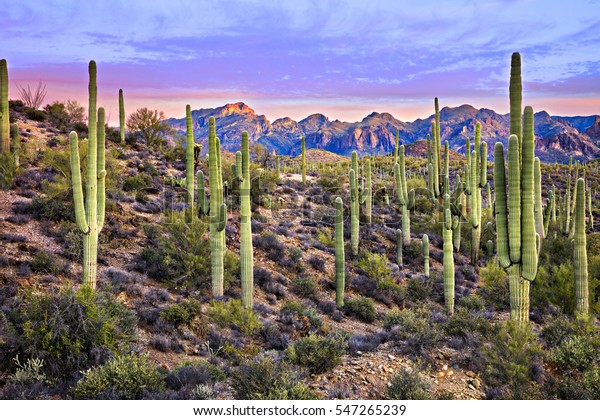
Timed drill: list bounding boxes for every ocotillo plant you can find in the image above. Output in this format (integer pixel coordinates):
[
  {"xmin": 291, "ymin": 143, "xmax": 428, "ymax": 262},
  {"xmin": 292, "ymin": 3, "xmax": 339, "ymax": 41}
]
[
  {"xmin": 301, "ymin": 136, "xmax": 306, "ymax": 184},
  {"xmin": 118, "ymin": 89, "xmax": 125, "ymax": 146},
  {"xmin": 185, "ymin": 105, "xmax": 195, "ymax": 213},
  {"xmin": 235, "ymin": 132, "xmax": 254, "ymax": 309},
  {"xmin": 443, "ymin": 207, "xmax": 455, "ymax": 314},
  {"xmin": 423, "ymin": 234, "xmax": 430, "ymax": 277},
  {"xmin": 0, "ymin": 59, "xmax": 8, "ymax": 153},
  {"xmin": 208, "ymin": 116, "xmax": 227, "ymax": 297},
  {"xmin": 494, "ymin": 108, "xmax": 538, "ymax": 323},
  {"xmin": 69, "ymin": 61, "xmax": 105, "ymax": 289},
  {"xmin": 335, "ymin": 197, "xmax": 345, "ymax": 307},
  {"xmin": 573, "ymin": 178, "xmax": 588, "ymax": 317}
]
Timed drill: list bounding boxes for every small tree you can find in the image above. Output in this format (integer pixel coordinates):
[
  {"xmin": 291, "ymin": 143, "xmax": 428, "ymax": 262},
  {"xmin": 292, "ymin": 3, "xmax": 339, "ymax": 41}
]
[{"xmin": 126, "ymin": 107, "xmax": 171, "ymax": 149}]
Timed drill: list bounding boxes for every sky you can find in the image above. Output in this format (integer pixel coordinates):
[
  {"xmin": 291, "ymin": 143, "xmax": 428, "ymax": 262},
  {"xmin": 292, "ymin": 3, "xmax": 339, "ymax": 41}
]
[{"xmin": 1, "ymin": 0, "xmax": 599, "ymax": 124}]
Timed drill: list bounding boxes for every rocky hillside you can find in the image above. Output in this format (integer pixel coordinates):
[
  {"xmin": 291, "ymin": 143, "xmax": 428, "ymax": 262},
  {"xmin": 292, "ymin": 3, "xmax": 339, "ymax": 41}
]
[{"xmin": 167, "ymin": 103, "xmax": 600, "ymax": 163}]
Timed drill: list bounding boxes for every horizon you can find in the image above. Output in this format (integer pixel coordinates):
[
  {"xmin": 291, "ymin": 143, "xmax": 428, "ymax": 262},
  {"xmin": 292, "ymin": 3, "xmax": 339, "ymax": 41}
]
[{"xmin": 2, "ymin": 1, "xmax": 600, "ymax": 123}]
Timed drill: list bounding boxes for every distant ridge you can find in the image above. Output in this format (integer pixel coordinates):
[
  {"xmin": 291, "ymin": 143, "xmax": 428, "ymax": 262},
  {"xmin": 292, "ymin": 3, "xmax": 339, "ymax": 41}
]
[{"xmin": 167, "ymin": 102, "xmax": 600, "ymax": 163}]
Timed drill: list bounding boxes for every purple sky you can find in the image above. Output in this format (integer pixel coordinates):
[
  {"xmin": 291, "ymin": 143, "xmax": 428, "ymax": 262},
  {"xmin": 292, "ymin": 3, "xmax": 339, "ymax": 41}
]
[{"xmin": 2, "ymin": 0, "xmax": 600, "ymax": 123}]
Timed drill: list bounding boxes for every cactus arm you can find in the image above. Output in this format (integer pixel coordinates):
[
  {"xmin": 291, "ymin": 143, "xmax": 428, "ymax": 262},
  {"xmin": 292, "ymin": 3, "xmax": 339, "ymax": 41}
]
[
  {"xmin": 507, "ymin": 135, "xmax": 522, "ymax": 264},
  {"xmin": 510, "ymin": 52, "xmax": 523, "ymax": 165},
  {"xmin": 494, "ymin": 142, "xmax": 511, "ymax": 268},
  {"xmin": 69, "ymin": 131, "xmax": 90, "ymax": 235},
  {"xmin": 534, "ymin": 157, "xmax": 545, "ymax": 241},
  {"xmin": 196, "ymin": 170, "xmax": 208, "ymax": 215},
  {"xmin": 443, "ymin": 208, "xmax": 455, "ymax": 314},
  {"xmin": 118, "ymin": 88, "xmax": 125, "ymax": 146},
  {"xmin": 96, "ymin": 107, "xmax": 106, "ymax": 232},
  {"xmin": 521, "ymin": 106, "xmax": 538, "ymax": 281}
]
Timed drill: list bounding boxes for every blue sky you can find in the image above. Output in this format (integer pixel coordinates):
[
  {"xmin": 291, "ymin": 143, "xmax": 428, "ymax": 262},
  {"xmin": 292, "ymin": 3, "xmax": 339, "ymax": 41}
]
[{"xmin": 1, "ymin": 0, "xmax": 599, "ymax": 122}]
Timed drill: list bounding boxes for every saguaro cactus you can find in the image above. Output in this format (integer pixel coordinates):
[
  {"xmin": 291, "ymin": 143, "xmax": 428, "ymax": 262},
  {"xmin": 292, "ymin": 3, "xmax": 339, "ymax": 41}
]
[
  {"xmin": 118, "ymin": 89, "xmax": 125, "ymax": 146},
  {"xmin": 443, "ymin": 208, "xmax": 455, "ymax": 314},
  {"xmin": 510, "ymin": 52, "xmax": 522, "ymax": 167},
  {"xmin": 534, "ymin": 157, "xmax": 545, "ymax": 243},
  {"xmin": 10, "ymin": 123, "xmax": 20, "ymax": 167},
  {"xmin": 69, "ymin": 61, "xmax": 105, "ymax": 289},
  {"xmin": 185, "ymin": 105, "xmax": 195, "ymax": 211},
  {"xmin": 395, "ymin": 146, "xmax": 411, "ymax": 244},
  {"xmin": 235, "ymin": 132, "xmax": 254, "ymax": 308},
  {"xmin": 349, "ymin": 168, "xmax": 359, "ymax": 256},
  {"xmin": 573, "ymin": 178, "xmax": 588, "ymax": 317},
  {"xmin": 208, "ymin": 116, "xmax": 227, "ymax": 297},
  {"xmin": 494, "ymin": 109, "xmax": 538, "ymax": 323},
  {"xmin": 0, "ymin": 59, "xmax": 9, "ymax": 153},
  {"xmin": 301, "ymin": 136, "xmax": 306, "ymax": 184},
  {"xmin": 396, "ymin": 229, "xmax": 403, "ymax": 267},
  {"xmin": 335, "ymin": 197, "xmax": 345, "ymax": 307},
  {"xmin": 365, "ymin": 158, "xmax": 372, "ymax": 224},
  {"xmin": 423, "ymin": 234, "xmax": 430, "ymax": 277}
]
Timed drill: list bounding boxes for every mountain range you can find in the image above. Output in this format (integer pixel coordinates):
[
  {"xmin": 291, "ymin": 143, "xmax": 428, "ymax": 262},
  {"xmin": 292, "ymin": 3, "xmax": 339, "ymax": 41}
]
[{"xmin": 167, "ymin": 102, "xmax": 600, "ymax": 163}]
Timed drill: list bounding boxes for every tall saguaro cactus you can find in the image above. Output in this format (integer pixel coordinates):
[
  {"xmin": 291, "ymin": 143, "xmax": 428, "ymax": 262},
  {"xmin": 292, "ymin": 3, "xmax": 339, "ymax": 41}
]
[
  {"xmin": 443, "ymin": 208, "xmax": 455, "ymax": 314},
  {"xmin": 69, "ymin": 61, "xmax": 106, "ymax": 289},
  {"xmin": 349, "ymin": 168, "xmax": 359, "ymax": 256},
  {"xmin": 335, "ymin": 196, "xmax": 345, "ymax": 307},
  {"xmin": 301, "ymin": 136, "xmax": 306, "ymax": 184},
  {"xmin": 365, "ymin": 158, "xmax": 372, "ymax": 224},
  {"xmin": 235, "ymin": 132, "xmax": 254, "ymax": 308},
  {"xmin": 395, "ymin": 145, "xmax": 411, "ymax": 244},
  {"xmin": 0, "ymin": 59, "xmax": 9, "ymax": 153},
  {"xmin": 510, "ymin": 52, "xmax": 522, "ymax": 168},
  {"xmin": 423, "ymin": 234, "xmax": 430, "ymax": 277},
  {"xmin": 185, "ymin": 104, "xmax": 195, "ymax": 211},
  {"xmin": 208, "ymin": 116, "xmax": 227, "ymax": 297},
  {"xmin": 471, "ymin": 122, "xmax": 487, "ymax": 264},
  {"xmin": 118, "ymin": 89, "xmax": 125, "ymax": 146},
  {"xmin": 573, "ymin": 178, "xmax": 588, "ymax": 317},
  {"xmin": 494, "ymin": 108, "xmax": 539, "ymax": 323}
]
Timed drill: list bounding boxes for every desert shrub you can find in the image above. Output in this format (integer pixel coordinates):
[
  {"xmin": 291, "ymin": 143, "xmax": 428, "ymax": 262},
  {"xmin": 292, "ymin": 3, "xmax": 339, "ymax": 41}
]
[
  {"xmin": 31, "ymin": 250, "xmax": 63, "ymax": 276},
  {"xmin": 25, "ymin": 108, "xmax": 47, "ymax": 121},
  {"xmin": 27, "ymin": 195, "xmax": 73, "ymax": 222},
  {"xmin": 73, "ymin": 354, "xmax": 164, "ymax": 399},
  {"xmin": 481, "ymin": 321, "xmax": 543, "ymax": 399},
  {"xmin": 457, "ymin": 294, "xmax": 486, "ymax": 312},
  {"xmin": 137, "ymin": 212, "xmax": 238, "ymax": 290},
  {"xmin": 315, "ymin": 227, "xmax": 335, "ymax": 248},
  {"xmin": 356, "ymin": 251, "xmax": 397, "ymax": 291},
  {"xmin": 57, "ymin": 222, "xmax": 84, "ymax": 261},
  {"xmin": 531, "ymin": 262, "xmax": 576, "ymax": 315},
  {"xmin": 344, "ymin": 296, "xmax": 376, "ymax": 323},
  {"xmin": 406, "ymin": 275, "xmax": 433, "ymax": 302},
  {"xmin": 549, "ymin": 335, "xmax": 600, "ymax": 371},
  {"xmin": 292, "ymin": 275, "xmax": 319, "ymax": 299},
  {"xmin": 307, "ymin": 255, "xmax": 326, "ymax": 272},
  {"xmin": 383, "ymin": 306, "xmax": 443, "ymax": 353},
  {"xmin": 0, "ymin": 152, "xmax": 17, "ymax": 190},
  {"xmin": 253, "ymin": 233, "xmax": 285, "ymax": 261},
  {"xmin": 317, "ymin": 168, "xmax": 344, "ymax": 194},
  {"xmin": 540, "ymin": 315, "xmax": 581, "ymax": 348},
  {"xmin": 208, "ymin": 299, "xmax": 262, "ymax": 334},
  {"xmin": 479, "ymin": 259, "xmax": 509, "ymax": 310},
  {"xmin": 260, "ymin": 322, "xmax": 290, "ymax": 350},
  {"xmin": 3, "ymin": 286, "xmax": 137, "ymax": 380},
  {"xmin": 165, "ymin": 361, "xmax": 225, "ymax": 391},
  {"xmin": 123, "ymin": 173, "xmax": 152, "ymax": 192},
  {"xmin": 231, "ymin": 353, "xmax": 319, "ymax": 400},
  {"xmin": 280, "ymin": 301, "xmax": 323, "ymax": 331},
  {"xmin": 443, "ymin": 307, "xmax": 494, "ymax": 339},
  {"xmin": 286, "ymin": 334, "xmax": 347, "ymax": 374},
  {"xmin": 386, "ymin": 368, "xmax": 431, "ymax": 400},
  {"xmin": 160, "ymin": 299, "xmax": 201, "ymax": 327}
]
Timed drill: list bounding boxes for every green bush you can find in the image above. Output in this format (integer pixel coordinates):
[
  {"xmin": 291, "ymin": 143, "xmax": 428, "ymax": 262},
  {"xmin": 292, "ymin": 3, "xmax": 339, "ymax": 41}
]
[
  {"xmin": 231, "ymin": 354, "xmax": 319, "ymax": 400},
  {"xmin": 531, "ymin": 262, "xmax": 575, "ymax": 315},
  {"xmin": 344, "ymin": 296, "xmax": 376, "ymax": 323},
  {"xmin": 443, "ymin": 307, "xmax": 494, "ymax": 339},
  {"xmin": 292, "ymin": 275, "xmax": 319, "ymax": 299},
  {"xmin": 386, "ymin": 368, "xmax": 431, "ymax": 400},
  {"xmin": 479, "ymin": 259, "xmax": 509, "ymax": 310},
  {"xmin": 381, "ymin": 306, "xmax": 442, "ymax": 349},
  {"xmin": 208, "ymin": 299, "xmax": 262, "ymax": 334},
  {"xmin": 549, "ymin": 335, "xmax": 600, "ymax": 371},
  {"xmin": 74, "ymin": 354, "xmax": 165, "ymax": 399},
  {"xmin": 316, "ymin": 228, "xmax": 335, "ymax": 248},
  {"xmin": 280, "ymin": 301, "xmax": 323, "ymax": 331},
  {"xmin": 481, "ymin": 321, "xmax": 543, "ymax": 399},
  {"xmin": 0, "ymin": 152, "xmax": 17, "ymax": 190},
  {"xmin": 457, "ymin": 294, "xmax": 486, "ymax": 312},
  {"xmin": 123, "ymin": 173, "xmax": 152, "ymax": 192},
  {"xmin": 160, "ymin": 299, "xmax": 201, "ymax": 327},
  {"xmin": 4, "ymin": 286, "xmax": 137, "ymax": 380},
  {"xmin": 287, "ymin": 334, "xmax": 347, "ymax": 374},
  {"xmin": 356, "ymin": 251, "xmax": 397, "ymax": 291},
  {"xmin": 25, "ymin": 108, "xmax": 47, "ymax": 121},
  {"xmin": 31, "ymin": 250, "xmax": 63, "ymax": 276}
]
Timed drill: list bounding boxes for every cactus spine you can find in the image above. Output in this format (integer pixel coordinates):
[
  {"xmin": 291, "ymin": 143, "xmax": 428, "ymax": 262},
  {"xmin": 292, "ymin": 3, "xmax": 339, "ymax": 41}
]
[
  {"xmin": 208, "ymin": 116, "xmax": 227, "ymax": 297},
  {"xmin": 423, "ymin": 234, "xmax": 429, "ymax": 277},
  {"xmin": 118, "ymin": 88, "xmax": 125, "ymax": 146},
  {"xmin": 335, "ymin": 196, "xmax": 345, "ymax": 307},
  {"xmin": 236, "ymin": 132, "xmax": 254, "ymax": 308},
  {"xmin": 301, "ymin": 136, "xmax": 306, "ymax": 184},
  {"xmin": 0, "ymin": 59, "xmax": 9, "ymax": 154},
  {"xmin": 69, "ymin": 61, "xmax": 105, "ymax": 289},
  {"xmin": 443, "ymin": 208, "xmax": 455, "ymax": 314},
  {"xmin": 185, "ymin": 105, "xmax": 195, "ymax": 212},
  {"xmin": 574, "ymin": 178, "xmax": 588, "ymax": 317}
]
